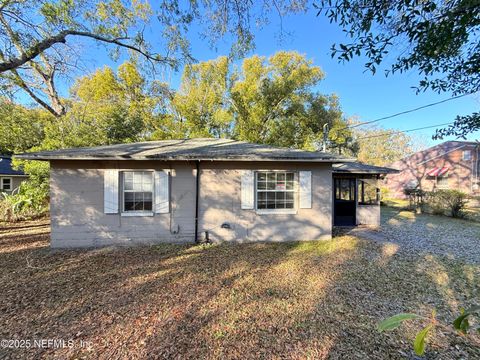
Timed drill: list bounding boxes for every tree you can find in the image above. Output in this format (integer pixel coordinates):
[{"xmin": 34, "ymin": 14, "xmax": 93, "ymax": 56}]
[
  {"xmin": 353, "ymin": 127, "xmax": 425, "ymax": 166},
  {"xmin": 168, "ymin": 51, "xmax": 353, "ymax": 149},
  {"xmin": 316, "ymin": 0, "xmax": 480, "ymax": 138},
  {"xmin": 0, "ymin": 99, "xmax": 49, "ymax": 154},
  {"xmin": 41, "ymin": 61, "xmax": 163, "ymax": 149},
  {"xmin": 0, "ymin": 0, "xmax": 307, "ymax": 117},
  {"xmin": 231, "ymin": 51, "xmax": 349, "ymax": 149},
  {"xmin": 171, "ymin": 56, "xmax": 232, "ymax": 138}
]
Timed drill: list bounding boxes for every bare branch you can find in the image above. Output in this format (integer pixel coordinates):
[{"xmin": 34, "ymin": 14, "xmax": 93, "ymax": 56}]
[{"xmin": 0, "ymin": 29, "xmax": 177, "ymax": 73}]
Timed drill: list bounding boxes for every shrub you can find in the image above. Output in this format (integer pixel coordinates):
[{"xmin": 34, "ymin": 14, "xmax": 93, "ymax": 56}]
[
  {"xmin": 425, "ymin": 190, "xmax": 468, "ymax": 218},
  {"xmin": 0, "ymin": 160, "xmax": 50, "ymax": 222},
  {"xmin": 0, "ymin": 188, "xmax": 49, "ymax": 222}
]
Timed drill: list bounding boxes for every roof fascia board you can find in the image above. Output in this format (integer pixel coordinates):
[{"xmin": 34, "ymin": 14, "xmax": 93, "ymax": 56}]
[{"xmin": 15, "ymin": 155, "xmax": 354, "ymax": 163}]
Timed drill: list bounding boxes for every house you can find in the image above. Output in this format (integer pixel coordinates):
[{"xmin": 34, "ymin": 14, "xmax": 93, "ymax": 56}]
[
  {"xmin": 0, "ymin": 155, "xmax": 29, "ymax": 194},
  {"xmin": 385, "ymin": 141, "xmax": 480, "ymax": 198},
  {"xmin": 17, "ymin": 138, "xmax": 396, "ymax": 247}
]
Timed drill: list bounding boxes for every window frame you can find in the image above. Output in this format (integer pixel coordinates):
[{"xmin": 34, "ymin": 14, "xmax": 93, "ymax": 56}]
[
  {"xmin": 1, "ymin": 177, "xmax": 12, "ymax": 191},
  {"xmin": 254, "ymin": 170, "xmax": 298, "ymax": 214},
  {"xmin": 436, "ymin": 174, "xmax": 449, "ymax": 189},
  {"xmin": 463, "ymin": 150, "xmax": 472, "ymax": 161},
  {"xmin": 357, "ymin": 178, "xmax": 380, "ymax": 206},
  {"xmin": 121, "ymin": 171, "xmax": 154, "ymax": 216}
]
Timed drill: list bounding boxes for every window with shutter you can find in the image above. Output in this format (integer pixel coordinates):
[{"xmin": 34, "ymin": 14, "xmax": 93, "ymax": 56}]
[
  {"xmin": 299, "ymin": 171, "xmax": 312, "ymax": 209},
  {"xmin": 104, "ymin": 169, "xmax": 119, "ymax": 214},
  {"xmin": 154, "ymin": 170, "xmax": 170, "ymax": 214},
  {"xmin": 241, "ymin": 170, "xmax": 254, "ymax": 209},
  {"xmin": 123, "ymin": 171, "xmax": 153, "ymax": 212}
]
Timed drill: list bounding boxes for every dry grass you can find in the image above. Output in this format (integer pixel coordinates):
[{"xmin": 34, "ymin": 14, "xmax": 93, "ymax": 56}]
[
  {"xmin": 382, "ymin": 197, "xmax": 480, "ymax": 222},
  {"xmin": 0, "ymin": 220, "xmax": 479, "ymax": 359}
]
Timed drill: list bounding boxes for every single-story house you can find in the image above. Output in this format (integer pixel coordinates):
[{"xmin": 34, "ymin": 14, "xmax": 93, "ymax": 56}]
[
  {"xmin": 17, "ymin": 138, "xmax": 397, "ymax": 247},
  {"xmin": 0, "ymin": 155, "xmax": 29, "ymax": 193}
]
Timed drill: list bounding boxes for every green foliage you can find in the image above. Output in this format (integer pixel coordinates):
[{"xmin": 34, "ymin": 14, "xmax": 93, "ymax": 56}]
[
  {"xmin": 413, "ymin": 324, "xmax": 433, "ymax": 356},
  {"xmin": 0, "ymin": 53, "xmax": 355, "ymax": 219},
  {"xmin": 425, "ymin": 190, "xmax": 468, "ymax": 218},
  {"xmin": 170, "ymin": 51, "xmax": 353, "ymax": 150},
  {"xmin": 0, "ymin": 100, "xmax": 49, "ymax": 154},
  {"xmin": 231, "ymin": 52, "xmax": 325, "ymax": 146},
  {"xmin": 230, "ymin": 51, "xmax": 349, "ymax": 149},
  {"xmin": 354, "ymin": 127, "xmax": 425, "ymax": 166},
  {"xmin": 317, "ymin": 0, "xmax": 480, "ymax": 137},
  {"xmin": 42, "ymin": 62, "xmax": 164, "ymax": 148},
  {"xmin": 0, "ymin": 157, "xmax": 51, "ymax": 222},
  {"xmin": 0, "ymin": 180, "xmax": 49, "ymax": 222},
  {"xmin": 378, "ymin": 313, "xmax": 421, "ymax": 331},
  {"xmin": 0, "ymin": 0, "xmax": 307, "ymax": 118},
  {"xmin": 172, "ymin": 56, "xmax": 233, "ymax": 138},
  {"xmin": 379, "ymin": 306, "xmax": 479, "ymax": 356},
  {"xmin": 453, "ymin": 306, "xmax": 480, "ymax": 334},
  {"xmin": 434, "ymin": 112, "xmax": 480, "ymax": 140}
]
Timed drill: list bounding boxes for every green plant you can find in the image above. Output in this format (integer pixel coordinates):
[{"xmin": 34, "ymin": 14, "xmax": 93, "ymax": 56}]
[
  {"xmin": 378, "ymin": 306, "xmax": 480, "ymax": 356},
  {"xmin": 0, "ymin": 174, "xmax": 49, "ymax": 222},
  {"xmin": 426, "ymin": 191, "xmax": 447, "ymax": 216},
  {"xmin": 425, "ymin": 190, "xmax": 468, "ymax": 218}
]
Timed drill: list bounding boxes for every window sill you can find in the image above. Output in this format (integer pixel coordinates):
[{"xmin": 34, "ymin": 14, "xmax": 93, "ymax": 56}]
[
  {"xmin": 256, "ymin": 209, "xmax": 298, "ymax": 215},
  {"xmin": 121, "ymin": 212, "xmax": 154, "ymax": 217}
]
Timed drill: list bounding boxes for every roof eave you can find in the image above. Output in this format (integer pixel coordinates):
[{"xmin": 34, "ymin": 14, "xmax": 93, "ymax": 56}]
[
  {"xmin": 333, "ymin": 169, "xmax": 399, "ymax": 175},
  {"xmin": 15, "ymin": 154, "xmax": 355, "ymax": 163}
]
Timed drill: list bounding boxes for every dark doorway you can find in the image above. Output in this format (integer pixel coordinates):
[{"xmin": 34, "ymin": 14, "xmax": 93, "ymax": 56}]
[{"xmin": 334, "ymin": 178, "xmax": 356, "ymax": 226}]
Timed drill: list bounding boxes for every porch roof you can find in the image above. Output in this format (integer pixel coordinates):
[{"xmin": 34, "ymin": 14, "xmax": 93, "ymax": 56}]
[{"xmin": 333, "ymin": 162, "xmax": 398, "ymax": 175}]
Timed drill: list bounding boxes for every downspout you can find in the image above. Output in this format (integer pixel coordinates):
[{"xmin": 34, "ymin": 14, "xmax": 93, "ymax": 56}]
[{"xmin": 194, "ymin": 160, "xmax": 200, "ymax": 244}]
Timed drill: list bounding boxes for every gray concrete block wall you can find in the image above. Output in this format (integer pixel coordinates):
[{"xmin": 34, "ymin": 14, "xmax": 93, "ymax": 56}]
[
  {"xmin": 198, "ymin": 161, "xmax": 333, "ymax": 242},
  {"xmin": 50, "ymin": 159, "xmax": 334, "ymax": 247},
  {"xmin": 356, "ymin": 205, "xmax": 380, "ymax": 227},
  {"xmin": 50, "ymin": 160, "xmax": 196, "ymax": 247}
]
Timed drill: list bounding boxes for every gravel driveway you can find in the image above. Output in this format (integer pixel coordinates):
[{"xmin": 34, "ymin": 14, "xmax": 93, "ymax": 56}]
[{"xmin": 347, "ymin": 207, "xmax": 480, "ymax": 264}]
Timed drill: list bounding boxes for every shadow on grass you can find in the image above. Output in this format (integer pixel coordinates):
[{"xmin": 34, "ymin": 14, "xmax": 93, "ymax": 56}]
[{"xmin": 0, "ymin": 221, "xmax": 478, "ymax": 359}]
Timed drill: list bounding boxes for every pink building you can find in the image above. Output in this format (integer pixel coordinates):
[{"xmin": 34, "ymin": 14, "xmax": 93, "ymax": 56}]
[{"xmin": 385, "ymin": 141, "xmax": 480, "ymax": 198}]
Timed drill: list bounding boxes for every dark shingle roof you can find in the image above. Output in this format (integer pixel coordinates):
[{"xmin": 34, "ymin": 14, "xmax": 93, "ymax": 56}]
[
  {"xmin": 0, "ymin": 156, "xmax": 25, "ymax": 175},
  {"xmin": 16, "ymin": 138, "xmax": 353, "ymax": 163},
  {"xmin": 333, "ymin": 162, "xmax": 398, "ymax": 175}
]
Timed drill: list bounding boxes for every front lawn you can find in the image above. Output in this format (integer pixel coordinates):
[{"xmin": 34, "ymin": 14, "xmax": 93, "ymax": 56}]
[{"xmin": 0, "ymin": 220, "xmax": 479, "ymax": 359}]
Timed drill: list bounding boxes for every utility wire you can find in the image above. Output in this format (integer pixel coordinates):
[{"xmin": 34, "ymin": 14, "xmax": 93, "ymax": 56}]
[
  {"xmin": 355, "ymin": 121, "xmax": 455, "ymax": 140},
  {"xmin": 338, "ymin": 93, "xmax": 470, "ymax": 131}
]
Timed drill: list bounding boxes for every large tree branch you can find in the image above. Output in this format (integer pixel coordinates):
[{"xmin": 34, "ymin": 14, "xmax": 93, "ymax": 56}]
[
  {"xmin": 9, "ymin": 69, "xmax": 59, "ymax": 116},
  {"xmin": 0, "ymin": 30, "xmax": 177, "ymax": 73}
]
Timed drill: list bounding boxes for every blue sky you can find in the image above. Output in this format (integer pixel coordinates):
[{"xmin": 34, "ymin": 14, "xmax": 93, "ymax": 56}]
[{"xmin": 75, "ymin": 8, "xmax": 479, "ymax": 146}]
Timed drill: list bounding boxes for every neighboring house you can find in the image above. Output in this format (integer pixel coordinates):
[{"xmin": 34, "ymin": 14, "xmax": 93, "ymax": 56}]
[
  {"xmin": 17, "ymin": 138, "xmax": 396, "ymax": 247},
  {"xmin": 385, "ymin": 140, "xmax": 480, "ymax": 198},
  {"xmin": 0, "ymin": 155, "xmax": 28, "ymax": 194}
]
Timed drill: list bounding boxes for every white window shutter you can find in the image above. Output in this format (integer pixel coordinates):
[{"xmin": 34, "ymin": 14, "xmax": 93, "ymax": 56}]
[
  {"xmin": 104, "ymin": 169, "xmax": 119, "ymax": 214},
  {"xmin": 154, "ymin": 170, "xmax": 169, "ymax": 213},
  {"xmin": 241, "ymin": 170, "xmax": 254, "ymax": 209},
  {"xmin": 299, "ymin": 171, "xmax": 312, "ymax": 209}
]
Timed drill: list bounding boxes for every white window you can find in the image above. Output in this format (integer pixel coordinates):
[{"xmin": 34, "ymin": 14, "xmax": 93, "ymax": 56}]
[
  {"xmin": 256, "ymin": 171, "xmax": 295, "ymax": 210},
  {"xmin": 1, "ymin": 177, "xmax": 12, "ymax": 191},
  {"xmin": 437, "ymin": 175, "xmax": 449, "ymax": 189},
  {"xmin": 122, "ymin": 171, "xmax": 153, "ymax": 212},
  {"xmin": 463, "ymin": 150, "xmax": 472, "ymax": 161}
]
